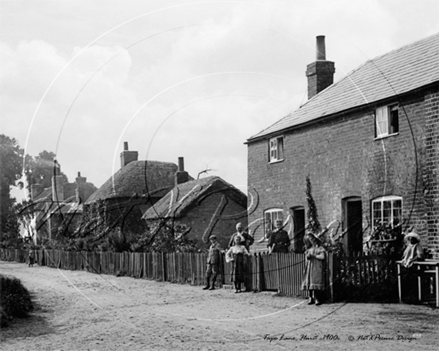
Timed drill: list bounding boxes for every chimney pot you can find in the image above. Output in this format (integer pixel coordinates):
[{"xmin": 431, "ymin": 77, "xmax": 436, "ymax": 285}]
[
  {"xmin": 178, "ymin": 157, "xmax": 184, "ymax": 172},
  {"xmin": 316, "ymin": 35, "xmax": 326, "ymax": 60},
  {"xmin": 123, "ymin": 141, "xmax": 129, "ymax": 151}
]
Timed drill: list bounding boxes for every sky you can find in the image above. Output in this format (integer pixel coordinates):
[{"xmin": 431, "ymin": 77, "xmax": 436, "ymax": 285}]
[{"xmin": 1, "ymin": 0, "xmax": 438, "ymax": 200}]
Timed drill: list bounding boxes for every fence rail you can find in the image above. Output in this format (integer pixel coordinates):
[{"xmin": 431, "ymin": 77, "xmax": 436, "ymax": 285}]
[{"xmin": 0, "ymin": 248, "xmax": 401, "ymax": 302}]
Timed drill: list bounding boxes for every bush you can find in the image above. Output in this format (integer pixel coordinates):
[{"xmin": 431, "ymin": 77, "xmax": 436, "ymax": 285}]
[{"xmin": 0, "ymin": 274, "xmax": 33, "ymax": 327}]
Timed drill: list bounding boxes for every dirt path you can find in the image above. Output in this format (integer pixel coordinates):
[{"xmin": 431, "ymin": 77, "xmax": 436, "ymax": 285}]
[{"xmin": 0, "ymin": 261, "xmax": 438, "ymax": 351}]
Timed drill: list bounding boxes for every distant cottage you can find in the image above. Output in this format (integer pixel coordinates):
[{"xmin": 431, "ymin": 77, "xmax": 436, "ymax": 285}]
[
  {"xmin": 29, "ymin": 163, "xmax": 97, "ymax": 243},
  {"xmin": 83, "ymin": 142, "xmax": 187, "ymax": 234},
  {"xmin": 84, "ymin": 142, "xmax": 247, "ymax": 248},
  {"xmin": 246, "ymin": 34, "xmax": 439, "ymax": 258},
  {"xmin": 142, "ymin": 176, "xmax": 248, "ymax": 248}
]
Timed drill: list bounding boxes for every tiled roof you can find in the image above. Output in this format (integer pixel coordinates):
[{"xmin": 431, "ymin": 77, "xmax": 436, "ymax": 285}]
[
  {"xmin": 142, "ymin": 176, "xmax": 247, "ymax": 220},
  {"xmin": 86, "ymin": 160, "xmax": 180, "ymax": 204},
  {"xmin": 249, "ymin": 33, "xmax": 439, "ymax": 141}
]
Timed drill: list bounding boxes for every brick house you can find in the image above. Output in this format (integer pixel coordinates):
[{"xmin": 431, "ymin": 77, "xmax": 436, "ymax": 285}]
[
  {"xmin": 246, "ymin": 34, "xmax": 439, "ymax": 258},
  {"xmin": 142, "ymin": 175, "xmax": 248, "ymax": 249}
]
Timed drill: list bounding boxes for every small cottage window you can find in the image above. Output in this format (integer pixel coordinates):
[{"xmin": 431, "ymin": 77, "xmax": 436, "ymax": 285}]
[
  {"xmin": 269, "ymin": 136, "xmax": 284, "ymax": 162},
  {"xmin": 371, "ymin": 196, "xmax": 402, "ymax": 227},
  {"xmin": 264, "ymin": 208, "xmax": 283, "ymax": 235},
  {"xmin": 375, "ymin": 105, "xmax": 399, "ymax": 138}
]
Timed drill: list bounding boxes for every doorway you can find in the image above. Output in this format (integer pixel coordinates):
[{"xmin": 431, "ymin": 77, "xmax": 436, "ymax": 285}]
[
  {"xmin": 343, "ymin": 197, "xmax": 363, "ymax": 254},
  {"xmin": 291, "ymin": 207, "xmax": 306, "ymax": 253}
]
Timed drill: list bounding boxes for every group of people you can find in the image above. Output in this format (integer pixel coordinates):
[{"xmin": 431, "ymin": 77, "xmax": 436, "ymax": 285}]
[
  {"xmin": 203, "ymin": 222, "xmax": 254, "ymax": 293},
  {"xmin": 203, "ymin": 219, "xmax": 426, "ymax": 305}
]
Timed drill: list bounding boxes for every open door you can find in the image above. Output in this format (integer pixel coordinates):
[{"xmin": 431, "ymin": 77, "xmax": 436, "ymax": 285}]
[
  {"xmin": 291, "ymin": 207, "xmax": 306, "ymax": 253},
  {"xmin": 343, "ymin": 197, "xmax": 363, "ymax": 255}
]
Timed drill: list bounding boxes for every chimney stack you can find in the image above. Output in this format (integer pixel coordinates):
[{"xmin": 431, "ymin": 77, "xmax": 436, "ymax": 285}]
[
  {"xmin": 52, "ymin": 161, "xmax": 65, "ymax": 202},
  {"xmin": 75, "ymin": 171, "xmax": 87, "ymax": 202},
  {"xmin": 120, "ymin": 142, "xmax": 138, "ymax": 168},
  {"xmin": 306, "ymin": 35, "xmax": 335, "ymax": 99},
  {"xmin": 175, "ymin": 157, "xmax": 189, "ymax": 185}
]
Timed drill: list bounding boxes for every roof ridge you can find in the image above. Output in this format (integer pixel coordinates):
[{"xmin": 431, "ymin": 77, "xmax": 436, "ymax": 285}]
[{"xmin": 248, "ymin": 33, "xmax": 439, "ymax": 141}]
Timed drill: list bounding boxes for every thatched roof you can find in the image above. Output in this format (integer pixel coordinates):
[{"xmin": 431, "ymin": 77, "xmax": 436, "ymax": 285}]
[
  {"xmin": 142, "ymin": 176, "xmax": 247, "ymax": 220},
  {"xmin": 86, "ymin": 160, "xmax": 180, "ymax": 204}
]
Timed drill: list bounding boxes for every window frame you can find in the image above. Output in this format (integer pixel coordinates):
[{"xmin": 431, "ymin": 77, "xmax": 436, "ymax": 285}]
[
  {"xmin": 264, "ymin": 208, "xmax": 284, "ymax": 236},
  {"xmin": 375, "ymin": 104, "xmax": 399, "ymax": 139},
  {"xmin": 268, "ymin": 136, "xmax": 284, "ymax": 163},
  {"xmin": 371, "ymin": 195, "xmax": 402, "ymax": 228}
]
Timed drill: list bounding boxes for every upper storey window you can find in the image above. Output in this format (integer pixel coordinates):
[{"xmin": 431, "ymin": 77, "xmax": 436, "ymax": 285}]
[
  {"xmin": 269, "ymin": 136, "xmax": 284, "ymax": 163},
  {"xmin": 375, "ymin": 105, "xmax": 399, "ymax": 138}
]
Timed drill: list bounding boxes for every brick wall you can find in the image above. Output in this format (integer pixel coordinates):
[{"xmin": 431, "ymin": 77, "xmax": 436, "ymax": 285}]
[{"xmin": 248, "ymin": 86, "xmax": 439, "ymax": 257}]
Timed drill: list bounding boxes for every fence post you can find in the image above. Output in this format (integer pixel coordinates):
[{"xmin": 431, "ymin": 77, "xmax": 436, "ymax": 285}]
[
  {"xmin": 162, "ymin": 252, "xmax": 167, "ymax": 282},
  {"xmin": 327, "ymin": 252, "xmax": 334, "ymax": 303}
]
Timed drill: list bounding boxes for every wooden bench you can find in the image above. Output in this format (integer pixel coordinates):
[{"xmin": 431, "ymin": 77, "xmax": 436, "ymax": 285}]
[{"xmin": 397, "ymin": 260, "xmax": 439, "ymax": 307}]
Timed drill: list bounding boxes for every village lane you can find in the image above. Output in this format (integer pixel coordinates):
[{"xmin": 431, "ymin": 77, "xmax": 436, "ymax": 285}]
[{"xmin": 1, "ymin": 261, "xmax": 438, "ymax": 351}]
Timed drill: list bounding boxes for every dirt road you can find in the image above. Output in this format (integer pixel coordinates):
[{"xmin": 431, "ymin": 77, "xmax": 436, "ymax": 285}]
[{"xmin": 0, "ymin": 261, "xmax": 438, "ymax": 351}]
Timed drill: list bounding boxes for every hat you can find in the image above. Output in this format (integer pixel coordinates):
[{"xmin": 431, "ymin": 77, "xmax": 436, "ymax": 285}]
[
  {"xmin": 306, "ymin": 232, "xmax": 322, "ymax": 243},
  {"xmin": 405, "ymin": 232, "xmax": 420, "ymax": 242},
  {"xmin": 209, "ymin": 235, "xmax": 217, "ymax": 240}
]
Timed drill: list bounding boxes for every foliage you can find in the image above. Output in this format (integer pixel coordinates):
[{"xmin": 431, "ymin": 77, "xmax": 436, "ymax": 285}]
[
  {"xmin": 25, "ymin": 151, "xmax": 68, "ymax": 190},
  {"xmin": 305, "ymin": 175, "xmax": 321, "ymax": 234},
  {"xmin": 365, "ymin": 219, "xmax": 405, "ymax": 259},
  {"xmin": 0, "ymin": 135, "xmax": 24, "ymax": 240},
  {"xmin": 0, "ymin": 274, "xmax": 34, "ymax": 327},
  {"xmin": 132, "ymin": 220, "xmax": 198, "ymax": 253}
]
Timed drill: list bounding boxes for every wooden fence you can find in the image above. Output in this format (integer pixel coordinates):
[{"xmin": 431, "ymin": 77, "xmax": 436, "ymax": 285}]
[{"xmin": 0, "ymin": 248, "xmax": 400, "ymax": 302}]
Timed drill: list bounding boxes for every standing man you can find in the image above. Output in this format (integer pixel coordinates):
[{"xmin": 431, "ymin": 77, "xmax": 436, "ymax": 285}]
[
  {"xmin": 268, "ymin": 219, "xmax": 291, "ymax": 253},
  {"xmin": 228, "ymin": 222, "xmax": 254, "ymax": 251},
  {"xmin": 203, "ymin": 235, "xmax": 223, "ymax": 290}
]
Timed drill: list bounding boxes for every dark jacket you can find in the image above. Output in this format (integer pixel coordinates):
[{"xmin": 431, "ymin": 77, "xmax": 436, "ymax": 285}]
[
  {"xmin": 207, "ymin": 242, "xmax": 222, "ymax": 265},
  {"xmin": 268, "ymin": 230, "xmax": 291, "ymax": 253},
  {"xmin": 228, "ymin": 232, "xmax": 254, "ymax": 251}
]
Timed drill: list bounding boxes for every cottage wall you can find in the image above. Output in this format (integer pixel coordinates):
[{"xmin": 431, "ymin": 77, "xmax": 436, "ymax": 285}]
[
  {"xmin": 248, "ymin": 86, "xmax": 439, "ymax": 258},
  {"xmin": 179, "ymin": 191, "xmax": 248, "ymax": 250}
]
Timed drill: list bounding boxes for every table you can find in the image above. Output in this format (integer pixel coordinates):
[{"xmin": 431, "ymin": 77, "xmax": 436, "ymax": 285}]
[{"xmin": 397, "ymin": 259, "xmax": 439, "ymax": 307}]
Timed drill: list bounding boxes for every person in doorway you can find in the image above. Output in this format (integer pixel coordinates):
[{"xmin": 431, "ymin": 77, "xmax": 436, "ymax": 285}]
[
  {"xmin": 203, "ymin": 235, "xmax": 223, "ymax": 291},
  {"xmin": 226, "ymin": 236, "xmax": 251, "ymax": 293},
  {"xmin": 302, "ymin": 231, "xmax": 326, "ymax": 306},
  {"xmin": 268, "ymin": 219, "xmax": 291, "ymax": 253}
]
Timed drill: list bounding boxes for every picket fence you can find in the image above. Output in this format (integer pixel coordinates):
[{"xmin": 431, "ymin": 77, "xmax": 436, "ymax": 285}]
[{"xmin": 0, "ymin": 248, "xmax": 400, "ymax": 302}]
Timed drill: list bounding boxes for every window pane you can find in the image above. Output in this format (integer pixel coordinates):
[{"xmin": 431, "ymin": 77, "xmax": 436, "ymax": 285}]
[
  {"xmin": 383, "ymin": 201, "xmax": 391, "ymax": 225},
  {"xmin": 392, "ymin": 199, "xmax": 402, "ymax": 222},
  {"xmin": 376, "ymin": 107, "xmax": 388, "ymax": 136},
  {"xmin": 389, "ymin": 106, "xmax": 399, "ymax": 134},
  {"xmin": 277, "ymin": 137, "xmax": 284, "ymax": 160}
]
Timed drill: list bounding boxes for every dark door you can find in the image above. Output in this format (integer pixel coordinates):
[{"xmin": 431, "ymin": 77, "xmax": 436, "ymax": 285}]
[
  {"xmin": 344, "ymin": 198, "xmax": 363, "ymax": 254},
  {"xmin": 292, "ymin": 207, "xmax": 305, "ymax": 252}
]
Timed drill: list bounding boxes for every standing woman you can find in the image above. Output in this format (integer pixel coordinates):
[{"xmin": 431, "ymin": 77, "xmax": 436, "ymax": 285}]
[
  {"xmin": 226, "ymin": 236, "xmax": 250, "ymax": 293},
  {"xmin": 302, "ymin": 232, "xmax": 326, "ymax": 305}
]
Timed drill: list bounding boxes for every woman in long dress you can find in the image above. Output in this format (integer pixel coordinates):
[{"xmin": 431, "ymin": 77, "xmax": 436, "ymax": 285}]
[
  {"xmin": 302, "ymin": 232, "xmax": 326, "ymax": 305},
  {"xmin": 226, "ymin": 236, "xmax": 250, "ymax": 293}
]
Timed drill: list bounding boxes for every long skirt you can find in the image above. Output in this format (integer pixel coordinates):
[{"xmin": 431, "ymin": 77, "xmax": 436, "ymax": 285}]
[
  {"xmin": 230, "ymin": 253, "xmax": 245, "ymax": 283},
  {"xmin": 302, "ymin": 258, "xmax": 325, "ymax": 291}
]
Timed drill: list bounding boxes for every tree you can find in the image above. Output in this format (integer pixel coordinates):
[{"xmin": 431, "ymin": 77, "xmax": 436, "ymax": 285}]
[
  {"xmin": 26, "ymin": 150, "xmax": 68, "ymax": 189},
  {"xmin": 0, "ymin": 135, "xmax": 24, "ymax": 244},
  {"xmin": 305, "ymin": 175, "xmax": 321, "ymax": 234}
]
